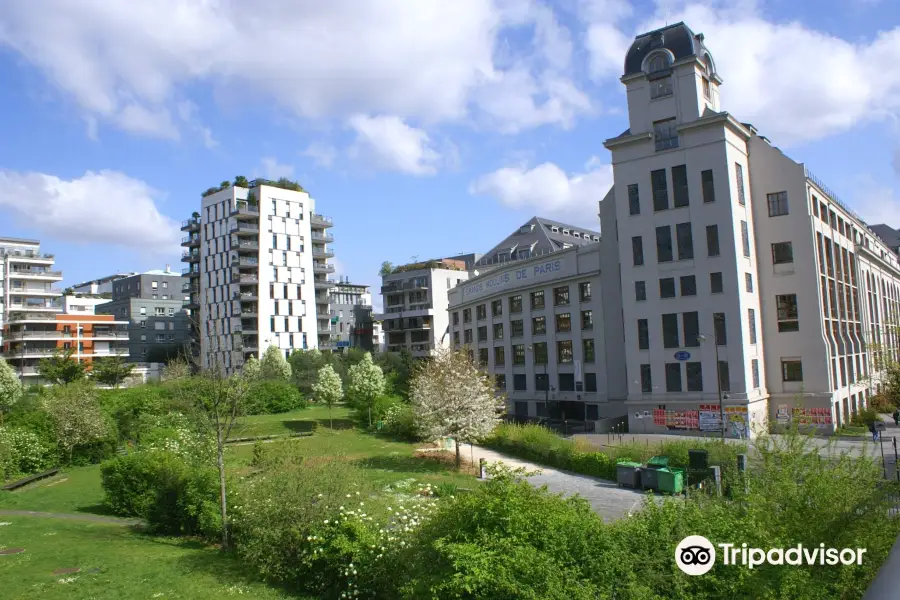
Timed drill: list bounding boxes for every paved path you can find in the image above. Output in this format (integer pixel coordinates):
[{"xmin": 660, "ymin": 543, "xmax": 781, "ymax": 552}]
[
  {"xmin": 455, "ymin": 444, "xmax": 655, "ymax": 522},
  {"xmin": 0, "ymin": 509, "xmax": 143, "ymax": 526}
]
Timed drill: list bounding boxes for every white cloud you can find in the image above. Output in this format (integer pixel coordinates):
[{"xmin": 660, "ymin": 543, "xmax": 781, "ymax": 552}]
[
  {"xmin": 469, "ymin": 156, "xmax": 613, "ymax": 224},
  {"xmin": 303, "ymin": 142, "xmax": 338, "ymax": 168},
  {"xmin": 257, "ymin": 157, "xmax": 295, "ymax": 181},
  {"xmin": 348, "ymin": 115, "xmax": 443, "ymax": 176},
  {"xmin": 0, "ymin": 0, "xmax": 591, "ymax": 142},
  {"xmin": 853, "ymin": 176, "xmax": 900, "ymax": 226},
  {"xmin": 177, "ymin": 101, "xmax": 217, "ymax": 149},
  {"xmin": 0, "ymin": 170, "xmax": 180, "ymax": 256}
]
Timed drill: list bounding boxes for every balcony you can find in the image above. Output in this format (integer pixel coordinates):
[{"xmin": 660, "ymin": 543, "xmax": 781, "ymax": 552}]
[
  {"xmin": 181, "ymin": 235, "xmax": 200, "ymax": 247},
  {"xmin": 230, "ymin": 222, "xmax": 259, "ymax": 235},
  {"xmin": 90, "ymin": 331, "xmax": 130, "ymax": 340},
  {"xmin": 314, "ymin": 278, "xmax": 336, "ymax": 289},
  {"xmin": 310, "ymin": 213, "xmax": 333, "ymax": 228},
  {"xmin": 1, "ymin": 249, "xmax": 54, "ymax": 261},
  {"xmin": 233, "ymin": 291, "xmax": 259, "ymax": 301},
  {"xmin": 9, "ymin": 269, "xmax": 63, "ymax": 280},
  {"xmin": 381, "ymin": 280, "xmax": 429, "ymax": 293},
  {"xmin": 182, "ymin": 266, "xmax": 200, "ymax": 278},
  {"xmin": 311, "ymin": 232, "xmax": 334, "ymax": 243},
  {"xmin": 9, "ymin": 287, "xmax": 62, "ymax": 296},
  {"xmin": 232, "ymin": 201, "xmax": 260, "ymax": 219},
  {"xmin": 182, "ymin": 249, "xmax": 200, "ymax": 262},
  {"xmin": 8, "ymin": 301, "xmax": 63, "ymax": 312},
  {"xmin": 181, "ymin": 216, "xmax": 200, "ymax": 231},
  {"xmin": 232, "ymin": 257, "xmax": 259, "ymax": 267},
  {"xmin": 3, "ymin": 330, "xmax": 63, "ymax": 341},
  {"xmin": 7, "ymin": 313, "xmax": 58, "ymax": 322},
  {"xmin": 312, "ymin": 247, "xmax": 335, "ymax": 259},
  {"xmin": 313, "ymin": 263, "xmax": 335, "ymax": 274},
  {"xmin": 184, "ymin": 295, "xmax": 200, "ymax": 310},
  {"xmin": 238, "ymin": 274, "xmax": 259, "ymax": 284},
  {"xmin": 233, "ymin": 239, "xmax": 259, "ymax": 252}
]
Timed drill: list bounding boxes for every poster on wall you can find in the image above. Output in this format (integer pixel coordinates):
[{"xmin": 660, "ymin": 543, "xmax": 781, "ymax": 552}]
[
  {"xmin": 776, "ymin": 405, "xmax": 791, "ymax": 426},
  {"xmin": 652, "ymin": 408, "xmax": 700, "ymax": 430},
  {"xmin": 699, "ymin": 404, "xmax": 723, "ymax": 432},
  {"xmin": 791, "ymin": 407, "xmax": 833, "ymax": 427},
  {"xmin": 724, "ymin": 406, "xmax": 749, "ymax": 438}
]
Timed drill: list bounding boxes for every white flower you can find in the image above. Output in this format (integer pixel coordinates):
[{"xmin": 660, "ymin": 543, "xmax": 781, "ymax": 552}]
[{"xmin": 324, "ymin": 520, "xmax": 329, "ymax": 524}]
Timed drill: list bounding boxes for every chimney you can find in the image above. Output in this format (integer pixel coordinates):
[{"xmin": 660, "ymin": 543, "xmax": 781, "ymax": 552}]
[{"xmin": 165, "ymin": 264, "xmax": 171, "ymax": 273}]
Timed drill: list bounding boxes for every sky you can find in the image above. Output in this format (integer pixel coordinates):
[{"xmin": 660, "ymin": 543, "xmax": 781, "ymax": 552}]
[{"xmin": 0, "ymin": 0, "xmax": 898, "ymax": 314}]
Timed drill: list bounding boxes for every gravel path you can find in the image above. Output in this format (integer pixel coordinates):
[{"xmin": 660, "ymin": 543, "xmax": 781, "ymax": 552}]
[
  {"xmin": 456, "ymin": 443, "xmax": 655, "ymax": 522},
  {"xmin": 0, "ymin": 509, "xmax": 143, "ymax": 526}
]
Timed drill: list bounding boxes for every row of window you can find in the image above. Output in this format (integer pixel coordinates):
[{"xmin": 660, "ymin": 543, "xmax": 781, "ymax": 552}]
[
  {"xmin": 638, "ymin": 358, "xmax": 769, "ymax": 393},
  {"xmin": 454, "ymin": 283, "xmax": 592, "ymax": 325},
  {"xmin": 496, "ymin": 372, "xmax": 598, "ymax": 393},
  {"xmin": 456, "ymin": 310, "xmax": 594, "ymax": 344},
  {"xmin": 466, "ymin": 339, "xmax": 596, "ymax": 366}
]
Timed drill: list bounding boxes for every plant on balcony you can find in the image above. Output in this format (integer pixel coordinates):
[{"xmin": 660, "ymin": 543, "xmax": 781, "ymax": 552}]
[
  {"xmin": 0, "ymin": 357, "xmax": 23, "ymax": 423},
  {"xmin": 37, "ymin": 347, "xmax": 86, "ymax": 385},
  {"xmin": 234, "ymin": 175, "xmax": 249, "ymax": 188},
  {"xmin": 347, "ymin": 353, "xmax": 385, "ymax": 427},
  {"xmin": 275, "ymin": 177, "xmax": 305, "ymax": 192},
  {"xmin": 313, "ymin": 364, "xmax": 343, "ymax": 430},
  {"xmin": 260, "ymin": 345, "xmax": 291, "ymax": 381},
  {"xmin": 379, "ymin": 261, "xmax": 394, "ymax": 277},
  {"xmin": 91, "ymin": 356, "xmax": 135, "ymax": 388},
  {"xmin": 192, "ymin": 211, "xmax": 200, "ymax": 218},
  {"xmin": 246, "ymin": 191, "xmax": 258, "ymax": 206}
]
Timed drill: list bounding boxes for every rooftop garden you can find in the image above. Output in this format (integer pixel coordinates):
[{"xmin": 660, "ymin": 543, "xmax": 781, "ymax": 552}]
[
  {"xmin": 380, "ymin": 259, "xmax": 467, "ymax": 276},
  {"xmin": 201, "ymin": 175, "xmax": 307, "ymax": 197}
]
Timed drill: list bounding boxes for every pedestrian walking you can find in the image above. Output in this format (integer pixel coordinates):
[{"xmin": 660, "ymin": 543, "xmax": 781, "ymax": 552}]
[
  {"xmin": 892, "ymin": 408, "xmax": 899, "ymax": 427},
  {"xmin": 869, "ymin": 420, "xmax": 880, "ymax": 442}
]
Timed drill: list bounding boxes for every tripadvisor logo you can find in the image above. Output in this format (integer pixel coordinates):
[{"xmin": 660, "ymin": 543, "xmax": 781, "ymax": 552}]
[{"xmin": 675, "ymin": 536, "xmax": 867, "ymax": 575}]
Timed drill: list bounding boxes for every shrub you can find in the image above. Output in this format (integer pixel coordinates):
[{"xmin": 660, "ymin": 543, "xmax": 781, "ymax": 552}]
[
  {"xmin": 381, "ymin": 402, "xmax": 418, "ymax": 440},
  {"xmin": 245, "ymin": 379, "xmax": 306, "ymax": 415},
  {"xmin": 0, "ymin": 426, "xmax": 54, "ymax": 481},
  {"xmin": 869, "ymin": 393, "xmax": 895, "ymax": 413},
  {"xmin": 98, "ymin": 384, "xmax": 172, "ymax": 442},
  {"xmin": 101, "ymin": 449, "xmax": 220, "ymax": 538},
  {"xmin": 850, "ymin": 407, "xmax": 881, "ymax": 427}
]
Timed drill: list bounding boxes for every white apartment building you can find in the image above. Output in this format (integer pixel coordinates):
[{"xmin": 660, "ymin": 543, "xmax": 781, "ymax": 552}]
[
  {"xmin": 184, "ymin": 178, "xmax": 335, "ymax": 375},
  {"xmin": 70, "ymin": 272, "xmax": 136, "ymax": 295},
  {"xmin": 376, "ymin": 258, "xmax": 472, "ymax": 357},
  {"xmin": 603, "ymin": 22, "xmax": 900, "ymax": 436},
  {"xmin": 63, "ymin": 295, "xmax": 111, "ymax": 315},
  {"xmin": 0, "ymin": 237, "xmax": 63, "ymax": 351},
  {"xmin": 447, "ymin": 242, "xmax": 627, "ymax": 421}
]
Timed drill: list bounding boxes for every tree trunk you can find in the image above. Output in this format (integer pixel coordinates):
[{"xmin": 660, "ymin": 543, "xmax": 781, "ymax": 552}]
[
  {"xmin": 329, "ymin": 404, "xmax": 333, "ymax": 430},
  {"xmin": 455, "ymin": 438, "xmax": 461, "ymax": 469},
  {"xmin": 216, "ymin": 428, "xmax": 229, "ymax": 550}
]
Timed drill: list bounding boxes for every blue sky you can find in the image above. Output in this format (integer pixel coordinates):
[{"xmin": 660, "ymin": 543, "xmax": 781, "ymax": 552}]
[{"xmin": 0, "ymin": 0, "xmax": 898, "ymax": 311}]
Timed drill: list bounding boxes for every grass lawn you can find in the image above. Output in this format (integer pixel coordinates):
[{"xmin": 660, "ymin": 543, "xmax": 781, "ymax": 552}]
[
  {"xmin": 0, "ymin": 466, "xmax": 107, "ymax": 515},
  {"xmin": 228, "ymin": 404, "xmax": 353, "ymax": 439},
  {"xmin": 0, "ymin": 516, "xmax": 299, "ymax": 600}
]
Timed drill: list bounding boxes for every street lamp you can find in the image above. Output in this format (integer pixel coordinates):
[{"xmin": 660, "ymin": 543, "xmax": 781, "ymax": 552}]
[{"xmin": 697, "ymin": 330, "xmax": 728, "ymax": 440}]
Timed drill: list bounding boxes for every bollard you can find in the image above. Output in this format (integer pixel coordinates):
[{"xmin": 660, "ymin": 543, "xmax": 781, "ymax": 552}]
[
  {"xmin": 479, "ymin": 458, "xmax": 487, "ymax": 479},
  {"xmin": 710, "ymin": 465, "xmax": 722, "ymax": 497}
]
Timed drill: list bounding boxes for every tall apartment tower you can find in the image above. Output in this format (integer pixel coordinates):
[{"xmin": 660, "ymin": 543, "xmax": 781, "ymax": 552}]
[
  {"xmin": 182, "ymin": 178, "xmax": 334, "ymax": 375},
  {"xmin": 0, "ymin": 238, "xmax": 63, "ymax": 355},
  {"xmin": 604, "ymin": 22, "xmax": 900, "ymax": 436}
]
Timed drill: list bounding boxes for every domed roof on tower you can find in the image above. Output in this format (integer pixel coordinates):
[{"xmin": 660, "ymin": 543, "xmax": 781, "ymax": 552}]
[{"xmin": 623, "ymin": 22, "xmax": 716, "ymax": 79}]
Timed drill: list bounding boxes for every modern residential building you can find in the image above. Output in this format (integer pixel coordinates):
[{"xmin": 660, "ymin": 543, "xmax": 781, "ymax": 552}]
[
  {"xmin": 325, "ymin": 278, "xmax": 378, "ymax": 351},
  {"xmin": 96, "ymin": 268, "xmax": 191, "ymax": 362},
  {"xmin": 2, "ymin": 313, "xmax": 129, "ymax": 380},
  {"xmin": 448, "ymin": 241, "xmax": 627, "ymax": 421},
  {"xmin": 474, "ymin": 217, "xmax": 600, "ymax": 269},
  {"xmin": 376, "ymin": 258, "xmax": 471, "ymax": 356},
  {"xmin": 64, "ymin": 295, "xmax": 113, "ymax": 315},
  {"xmin": 0, "ymin": 237, "xmax": 63, "ymax": 350},
  {"xmin": 69, "ymin": 272, "xmax": 136, "ymax": 295},
  {"xmin": 183, "ymin": 178, "xmax": 335, "ymax": 375},
  {"xmin": 601, "ymin": 21, "xmax": 900, "ymax": 436}
]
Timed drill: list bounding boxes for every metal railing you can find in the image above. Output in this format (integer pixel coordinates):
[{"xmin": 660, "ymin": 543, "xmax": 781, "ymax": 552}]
[
  {"xmin": 9, "ymin": 287, "xmax": 62, "ymax": 295},
  {"xmin": 311, "ymin": 232, "xmax": 334, "ymax": 243},
  {"xmin": 313, "ymin": 263, "xmax": 335, "ymax": 273},
  {"xmin": 230, "ymin": 223, "xmax": 259, "ymax": 233},
  {"xmin": 182, "ymin": 235, "xmax": 200, "ymax": 245},
  {"xmin": 0, "ymin": 250, "xmax": 54, "ymax": 259},
  {"xmin": 311, "ymin": 213, "xmax": 333, "ymax": 225},
  {"xmin": 182, "ymin": 267, "xmax": 199, "ymax": 276},
  {"xmin": 238, "ymin": 275, "xmax": 259, "ymax": 283},
  {"xmin": 181, "ymin": 216, "xmax": 200, "ymax": 229},
  {"xmin": 9, "ymin": 270, "xmax": 63, "ymax": 278},
  {"xmin": 232, "ymin": 201, "xmax": 259, "ymax": 214},
  {"xmin": 232, "ymin": 257, "xmax": 259, "ymax": 266},
  {"xmin": 7, "ymin": 313, "xmax": 57, "ymax": 321}
]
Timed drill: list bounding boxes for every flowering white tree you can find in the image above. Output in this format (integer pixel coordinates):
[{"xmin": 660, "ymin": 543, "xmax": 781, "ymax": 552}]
[
  {"xmin": 347, "ymin": 352, "xmax": 385, "ymax": 426},
  {"xmin": 313, "ymin": 364, "xmax": 344, "ymax": 430},
  {"xmin": 410, "ymin": 348, "xmax": 505, "ymax": 468},
  {"xmin": 0, "ymin": 357, "xmax": 23, "ymax": 424},
  {"xmin": 243, "ymin": 355, "xmax": 261, "ymax": 380},
  {"xmin": 260, "ymin": 345, "xmax": 292, "ymax": 380},
  {"xmin": 41, "ymin": 382, "xmax": 109, "ymax": 464}
]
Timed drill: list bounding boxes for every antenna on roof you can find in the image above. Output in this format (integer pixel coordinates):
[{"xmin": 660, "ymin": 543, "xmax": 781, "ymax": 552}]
[{"xmin": 664, "ymin": 0, "xmax": 669, "ymax": 26}]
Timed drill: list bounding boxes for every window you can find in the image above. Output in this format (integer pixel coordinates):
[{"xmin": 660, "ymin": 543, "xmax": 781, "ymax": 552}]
[
  {"xmin": 478, "ymin": 348, "xmax": 489, "ymax": 366},
  {"xmin": 453, "ymin": 331, "xmax": 460, "ymax": 345},
  {"xmin": 478, "ymin": 326, "xmax": 488, "ymax": 342},
  {"xmin": 531, "ymin": 290, "xmax": 545, "ymax": 310},
  {"xmin": 637, "ymin": 319, "xmax": 649, "ymax": 350},
  {"xmin": 710, "ymin": 272, "xmax": 723, "ymax": 294},
  {"xmin": 706, "ymin": 225, "xmax": 720, "ymax": 257},
  {"xmin": 535, "ymin": 373, "xmax": 549, "ymax": 391},
  {"xmin": 640, "ymin": 364, "xmax": 652, "ymax": 392},
  {"xmin": 156, "ymin": 334, "xmax": 165, "ymax": 343},
  {"xmin": 532, "ymin": 342, "xmax": 548, "ymax": 364},
  {"xmin": 665, "ymin": 363, "xmax": 682, "ymax": 392},
  {"xmin": 513, "ymin": 373, "xmax": 527, "ymax": 391},
  {"xmin": 463, "ymin": 308, "xmax": 472, "ymax": 323},
  {"xmin": 672, "ymin": 165, "xmax": 689, "ymax": 207},
  {"xmin": 680, "ymin": 275, "xmax": 696, "ymax": 296},
  {"xmin": 659, "ymin": 278, "xmax": 676, "ymax": 298},
  {"xmin": 654, "ymin": 118, "xmax": 678, "ymax": 151},
  {"xmin": 718, "ymin": 361, "xmax": 731, "ymax": 392},
  {"xmin": 453, "ymin": 312, "xmax": 459, "ymax": 326},
  {"xmin": 554, "ymin": 286, "xmax": 570, "ymax": 306},
  {"xmin": 686, "ymin": 362, "xmax": 703, "ymax": 392},
  {"xmin": 635, "ymin": 281, "xmax": 647, "ymax": 301},
  {"xmin": 494, "ymin": 346, "xmax": 505, "ymax": 365},
  {"xmin": 683, "ymin": 312, "xmax": 700, "ymax": 347},
  {"xmin": 772, "ymin": 242, "xmax": 794, "ymax": 264},
  {"xmin": 651, "ymin": 169, "xmax": 669, "ymax": 211},
  {"xmin": 151, "ymin": 281, "xmax": 158, "ymax": 289},
  {"xmin": 649, "ymin": 75, "xmax": 673, "ymax": 99},
  {"xmin": 557, "ymin": 340, "xmax": 573, "ymax": 363},
  {"xmin": 585, "ymin": 373, "xmax": 598, "ymax": 394},
  {"xmin": 776, "ymin": 294, "xmax": 799, "ymax": 331},
  {"xmin": 632, "ymin": 236, "xmax": 645, "ymax": 266},
  {"xmin": 702, "ymin": 77, "xmax": 711, "ymax": 99},
  {"xmin": 748, "ymin": 308, "xmax": 757, "ymax": 344},
  {"xmin": 493, "ymin": 323, "xmax": 504, "ymax": 339},
  {"xmin": 140, "ymin": 307, "xmax": 146, "ymax": 316},
  {"xmin": 532, "ymin": 316, "xmax": 546, "ymax": 335},
  {"xmin": 745, "ymin": 273, "xmax": 753, "ymax": 293},
  {"xmin": 767, "ymin": 191, "xmax": 789, "ymax": 217},
  {"xmin": 559, "ymin": 373, "xmax": 575, "ymax": 392},
  {"xmin": 735, "ymin": 162, "xmax": 746, "ymax": 205},
  {"xmin": 713, "ymin": 313, "xmax": 727, "ymax": 345},
  {"xmin": 782, "ymin": 360, "xmax": 803, "ymax": 382},
  {"xmin": 512, "ymin": 344, "xmax": 526, "ymax": 365},
  {"xmin": 510, "ymin": 295, "xmax": 523, "ymax": 313},
  {"xmin": 581, "ymin": 310, "xmax": 593, "ymax": 330},
  {"xmin": 583, "ymin": 339, "xmax": 595, "ymax": 362},
  {"xmin": 579, "ymin": 282, "xmax": 592, "ymax": 302},
  {"xmin": 492, "ymin": 299, "xmax": 503, "ymax": 317},
  {"xmin": 751, "ymin": 359, "xmax": 760, "ymax": 389},
  {"xmin": 155, "ymin": 307, "xmax": 165, "ymax": 316},
  {"xmin": 555, "ymin": 313, "xmax": 571, "ymax": 333},
  {"xmin": 701, "ymin": 169, "xmax": 715, "ymax": 203},
  {"xmin": 628, "ymin": 184, "xmax": 640, "ymax": 215},
  {"xmin": 495, "ymin": 374, "xmax": 507, "ymax": 390},
  {"xmin": 662, "ymin": 313, "xmax": 679, "ymax": 348},
  {"xmin": 476, "ymin": 304, "xmax": 487, "ymax": 320},
  {"xmin": 656, "ymin": 226, "xmax": 673, "ymax": 262},
  {"xmin": 740, "ymin": 220, "xmax": 750, "ymax": 257},
  {"xmin": 676, "ymin": 222, "xmax": 694, "ymax": 259},
  {"xmin": 511, "ymin": 319, "xmax": 524, "ymax": 337},
  {"xmin": 140, "ymin": 320, "xmax": 147, "ymax": 329},
  {"xmin": 464, "ymin": 329, "xmax": 473, "ymax": 343}
]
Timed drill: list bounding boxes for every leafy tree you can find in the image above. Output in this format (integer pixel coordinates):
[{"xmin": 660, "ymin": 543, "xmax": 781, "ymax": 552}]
[
  {"xmin": 243, "ymin": 355, "xmax": 261, "ymax": 380},
  {"xmin": 260, "ymin": 345, "xmax": 291, "ymax": 380},
  {"xmin": 38, "ymin": 347, "xmax": 86, "ymax": 385},
  {"xmin": 290, "ymin": 348, "xmax": 322, "ymax": 395},
  {"xmin": 313, "ymin": 364, "xmax": 343, "ymax": 429},
  {"xmin": 347, "ymin": 353, "xmax": 385, "ymax": 426},
  {"xmin": 410, "ymin": 348, "xmax": 504, "ymax": 468},
  {"xmin": 41, "ymin": 381, "xmax": 109, "ymax": 463},
  {"xmin": 91, "ymin": 356, "xmax": 135, "ymax": 388},
  {"xmin": 162, "ymin": 356, "xmax": 192, "ymax": 381},
  {"xmin": 378, "ymin": 261, "xmax": 394, "ymax": 277},
  {"xmin": 233, "ymin": 175, "xmax": 249, "ymax": 187},
  {"xmin": 0, "ymin": 357, "xmax": 23, "ymax": 424},
  {"xmin": 375, "ymin": 349, "xmax": 414, "ymax": 398}
]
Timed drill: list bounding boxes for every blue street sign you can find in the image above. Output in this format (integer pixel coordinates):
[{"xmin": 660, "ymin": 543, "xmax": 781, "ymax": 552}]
[{"xmin": 674, "ymin": 351, "xmax": 691, "ymax": 361}]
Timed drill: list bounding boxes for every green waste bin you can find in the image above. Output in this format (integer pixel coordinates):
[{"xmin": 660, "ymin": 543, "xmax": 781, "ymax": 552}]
[
  {"xmin": 647, "ymin": 455, "xmax": 670, "ymax": 469},
  {"xmin": 616, "ymin": 461, "xmax": 642, "ymax": 488},
  {"xmin": 656, "ymin": 468, "xmax": 685, "ymax": 494}
]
